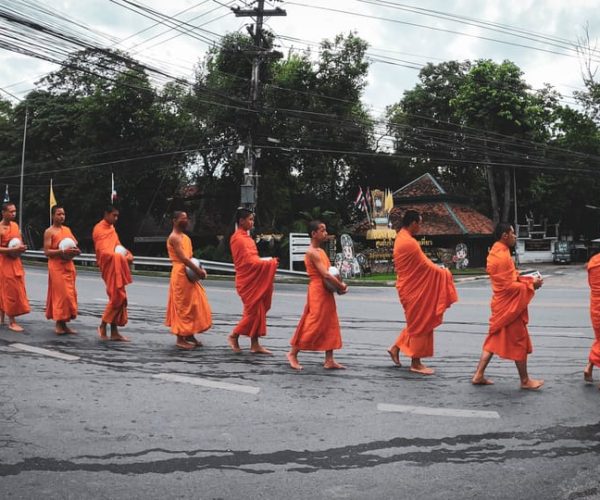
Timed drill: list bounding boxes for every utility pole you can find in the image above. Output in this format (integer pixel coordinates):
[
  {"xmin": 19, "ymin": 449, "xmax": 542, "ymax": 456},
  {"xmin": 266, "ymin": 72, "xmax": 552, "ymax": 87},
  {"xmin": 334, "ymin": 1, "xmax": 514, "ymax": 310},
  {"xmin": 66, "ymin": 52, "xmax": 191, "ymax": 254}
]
[
  {"xmin": 19, "ymin": 106, "xmax": 28, "ymax": 229},
  {"xmin": 232, "ymin": 0, "xmax": 286, "ymax": 210}
]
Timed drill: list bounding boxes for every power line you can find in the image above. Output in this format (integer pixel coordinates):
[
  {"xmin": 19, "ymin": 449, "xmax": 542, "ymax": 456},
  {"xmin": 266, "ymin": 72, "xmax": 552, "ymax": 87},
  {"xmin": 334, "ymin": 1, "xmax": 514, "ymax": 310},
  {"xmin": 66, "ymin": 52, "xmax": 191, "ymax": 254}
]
[{"xmin": 284, "ymin": 1, "xmax": 600, "ymax": 64}]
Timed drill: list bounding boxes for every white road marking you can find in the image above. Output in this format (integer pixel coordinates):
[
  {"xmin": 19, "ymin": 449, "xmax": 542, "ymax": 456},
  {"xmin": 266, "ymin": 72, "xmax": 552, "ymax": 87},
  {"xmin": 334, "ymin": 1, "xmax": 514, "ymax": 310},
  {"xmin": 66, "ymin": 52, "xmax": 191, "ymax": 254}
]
[
  {"xmin": 152, "ymin": 373, "xmax": 260, "ymax": 395},
  {"xmin": 10, "ymin": 343, "xmax": 80, "ymax": 361},
  {"xmin": 377, "ymin": 403, "xmax": 500, "ymax": 419}
]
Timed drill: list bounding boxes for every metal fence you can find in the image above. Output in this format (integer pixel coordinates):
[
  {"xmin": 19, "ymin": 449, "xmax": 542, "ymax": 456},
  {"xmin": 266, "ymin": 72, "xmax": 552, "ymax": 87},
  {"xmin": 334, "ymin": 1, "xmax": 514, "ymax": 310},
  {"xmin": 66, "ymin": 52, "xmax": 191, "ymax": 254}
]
[{"xmin": 21, "ymin": 250, "xmax": 307, "ymax": 278}]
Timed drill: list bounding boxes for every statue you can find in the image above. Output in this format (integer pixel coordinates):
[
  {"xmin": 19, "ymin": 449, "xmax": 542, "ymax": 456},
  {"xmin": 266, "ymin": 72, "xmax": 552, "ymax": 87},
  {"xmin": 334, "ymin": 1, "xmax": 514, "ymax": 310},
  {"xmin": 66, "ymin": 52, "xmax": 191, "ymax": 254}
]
[{"xmin": 334, "ymin": 234, "xmax": 362, "ymax": 279}]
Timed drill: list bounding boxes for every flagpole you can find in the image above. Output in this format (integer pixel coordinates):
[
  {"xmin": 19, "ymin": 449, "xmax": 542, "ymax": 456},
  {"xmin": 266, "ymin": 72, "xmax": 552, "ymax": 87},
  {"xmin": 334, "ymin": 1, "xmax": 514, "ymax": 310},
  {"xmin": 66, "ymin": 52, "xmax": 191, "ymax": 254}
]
[
  {"xmin": 18, "ymin": 106, "xmax": 28, "ymax": 229},
  {"xmin": 49, "ymin": 179, "xmax": 53, "ymax": 225}
]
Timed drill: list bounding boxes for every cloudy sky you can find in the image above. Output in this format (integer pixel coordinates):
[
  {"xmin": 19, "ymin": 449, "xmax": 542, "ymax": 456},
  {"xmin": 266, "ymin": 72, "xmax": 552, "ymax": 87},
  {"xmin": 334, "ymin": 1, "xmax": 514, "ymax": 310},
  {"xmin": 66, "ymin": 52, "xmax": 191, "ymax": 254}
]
[{"xmin": 1, "ymin": 0, "xmax": 600, "ymax": 116}]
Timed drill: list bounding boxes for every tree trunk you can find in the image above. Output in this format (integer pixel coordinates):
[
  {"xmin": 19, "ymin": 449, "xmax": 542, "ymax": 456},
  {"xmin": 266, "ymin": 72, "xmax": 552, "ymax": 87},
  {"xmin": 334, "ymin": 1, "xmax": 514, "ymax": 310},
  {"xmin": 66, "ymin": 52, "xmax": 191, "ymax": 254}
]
[
  {"xmin": 484, "ymin": 143, "xmax": 499, "ymax": 224},
  {"xmin": 501, "ymin": 166, "xmax": 511, "ymax": 222}
]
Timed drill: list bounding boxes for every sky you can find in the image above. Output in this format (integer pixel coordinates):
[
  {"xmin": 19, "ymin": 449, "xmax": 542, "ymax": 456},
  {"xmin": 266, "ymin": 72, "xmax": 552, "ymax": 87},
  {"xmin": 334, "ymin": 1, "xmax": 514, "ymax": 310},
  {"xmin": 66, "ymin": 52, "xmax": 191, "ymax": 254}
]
[{"xmin": 1, "ymin": 0, "xmax": 600, "ymax": 117}]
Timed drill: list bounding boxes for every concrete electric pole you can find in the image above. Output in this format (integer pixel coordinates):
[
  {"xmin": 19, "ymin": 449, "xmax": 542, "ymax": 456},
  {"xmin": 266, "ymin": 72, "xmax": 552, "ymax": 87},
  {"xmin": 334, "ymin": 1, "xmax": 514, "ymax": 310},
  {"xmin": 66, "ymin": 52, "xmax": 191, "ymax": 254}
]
[{"xmin": 232, "ymin": 0, "xmax": 286, "ymax": 210}]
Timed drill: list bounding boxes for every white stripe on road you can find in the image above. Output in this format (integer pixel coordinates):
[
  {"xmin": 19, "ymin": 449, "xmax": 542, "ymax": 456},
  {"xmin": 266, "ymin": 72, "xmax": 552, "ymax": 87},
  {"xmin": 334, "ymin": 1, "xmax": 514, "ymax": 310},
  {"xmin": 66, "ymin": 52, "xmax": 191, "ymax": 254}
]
[
  {"xmin": 152, "ymin": 373, "xmax": 260, "ymax": 395},
  {"xmin": 377, "ymin": 403, "xmax": 500, "ymax": 419},
  {"xmin": 10, "ymin": 343, "xmax": 80, "ymax": 361}
]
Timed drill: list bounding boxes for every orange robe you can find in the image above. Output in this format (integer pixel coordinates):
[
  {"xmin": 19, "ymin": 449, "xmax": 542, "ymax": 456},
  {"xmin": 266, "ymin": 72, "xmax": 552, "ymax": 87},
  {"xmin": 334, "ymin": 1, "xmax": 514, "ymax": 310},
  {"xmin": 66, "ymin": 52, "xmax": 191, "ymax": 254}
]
[
  {"xmin": 587, "ymin": 254, "xmax": 600, "ymax": 367},
  {"xmin": 45, "ymin": 226, "xmax": 78, "ymax": 322},
  {"xmin": 92, "ymin": 219, "xmax": 132, "ymax": 326},
  {"xmin": 165, "ymin": 234, "xmax": 212, "ymax": 335},
  {"xmin": 482, "ymin": 241, "xmax": 535, "ymax": 362},
  {"xmin": 230, "ymin": 227, "xmax": 278, "ymax": 337},
  {"xmin": 393, "ymin": 228, "xmax": 458, "ymax": 358},
  {"xmin": 0, "ymin": 221, "xmax": 30, "ymax": 317},
  {"xmin": 290, "ymin": 249, "xmax": 342, "ymax": 351}
]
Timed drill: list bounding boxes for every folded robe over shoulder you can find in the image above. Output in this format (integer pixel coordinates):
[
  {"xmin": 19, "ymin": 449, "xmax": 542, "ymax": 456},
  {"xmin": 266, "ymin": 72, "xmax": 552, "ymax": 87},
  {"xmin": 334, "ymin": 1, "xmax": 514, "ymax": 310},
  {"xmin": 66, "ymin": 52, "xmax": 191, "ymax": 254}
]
[
  {"xmin": 45, "ymin": 226, "xmax": 78, "ymax": 322},
  {"xmin": 92, "ymin": 219, "xmax": 132, "ymax": 327},
  {"xmin": 393, "ymin": 228, "xmax": 457, "ymax": 359},
  {"xmin": 482, "ymin": 241, "xmax": 535, "ymax": 362},
  {"xmin": 165, "ymin": 234, "xmax": 212, "ymax": 335},
  {"xmin": 587, "ymin": 253, "xmax": 600, "ymax": 367},
  {"xmin": 0, "ymin": 221, "xmax": 30, "ymax": 317},
  {"xmin": 290, "ymin": 248, "xmax": 342, "ymax": 351},
  {"xmin": 230, "ymin": 228, "xmax": 278, "ymax": 338}
]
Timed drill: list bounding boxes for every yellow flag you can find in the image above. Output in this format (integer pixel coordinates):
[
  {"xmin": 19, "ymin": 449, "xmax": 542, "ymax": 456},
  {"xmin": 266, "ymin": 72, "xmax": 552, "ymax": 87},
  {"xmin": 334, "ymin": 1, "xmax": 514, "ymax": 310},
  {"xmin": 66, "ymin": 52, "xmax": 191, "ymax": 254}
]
[
  {"xmin": 384, "ymin": 189, "xmax": 393, "ymax": 213},
  {"xmin": 49, "ymin": 179, "xmax": 57, "ymax": 225}
]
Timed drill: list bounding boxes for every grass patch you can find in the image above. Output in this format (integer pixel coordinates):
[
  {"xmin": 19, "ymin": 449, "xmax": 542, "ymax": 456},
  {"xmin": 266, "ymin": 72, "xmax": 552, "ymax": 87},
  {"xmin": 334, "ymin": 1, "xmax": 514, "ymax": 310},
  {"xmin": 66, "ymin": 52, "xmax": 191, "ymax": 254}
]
[{"xmin": 353, "ymin": 267, "xmax": 486, "ymax": 281}]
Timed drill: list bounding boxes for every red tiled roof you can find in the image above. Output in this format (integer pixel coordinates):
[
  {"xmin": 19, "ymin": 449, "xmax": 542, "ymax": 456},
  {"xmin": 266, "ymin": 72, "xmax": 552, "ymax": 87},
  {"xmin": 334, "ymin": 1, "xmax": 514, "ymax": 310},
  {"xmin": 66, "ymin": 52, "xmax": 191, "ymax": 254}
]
[
  {"xmin": 356, "ymin": 173, "xmax": 493, "ymax": 237},
  {"xmin": 390, "ymin": 204, "xmax": 461, "ymax": 235},
  {"xmin": 393, "ymin": 173, "xmax": 445, "ymax": 198},
  {"xmin": 450, "ymin": 204, "xmax": 494, "ymax": 234}
]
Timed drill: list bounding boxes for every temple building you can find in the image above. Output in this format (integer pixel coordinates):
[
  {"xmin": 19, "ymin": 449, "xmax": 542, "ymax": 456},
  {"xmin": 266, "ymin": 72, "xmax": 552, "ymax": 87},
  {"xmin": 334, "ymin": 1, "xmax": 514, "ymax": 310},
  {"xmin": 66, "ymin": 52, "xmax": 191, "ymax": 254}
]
[{"xmin": 356, "ymin": 173, "xmax": 495, "ymax": 270}]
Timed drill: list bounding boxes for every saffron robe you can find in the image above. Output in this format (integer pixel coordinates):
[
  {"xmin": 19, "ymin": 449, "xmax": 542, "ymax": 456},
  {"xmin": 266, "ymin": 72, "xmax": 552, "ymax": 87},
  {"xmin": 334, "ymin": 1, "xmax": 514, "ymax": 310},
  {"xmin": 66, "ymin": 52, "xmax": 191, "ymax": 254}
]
[
  {"xmin": 482, "ymin": 241, "xmax": 535, "ymax": 362},
  {"xmin": 230, "ymin": 228, "xmax": 278, "ymax": 337},
  {"xmin": 587, "ymin": 253, "xmax": 600, "ymax": 367},
  {"xmin": 165, "ymin": 234, "xmax": 212, "ymax": 335},
  {"xmin": 45, "ymin": 226, "xmax": 78, "ymax": 322},
  {"xmin": 393, "ymin": 228, "xmax": 457, "ymax": 358},
  {"xmin": 0, "ymin": 221, "xmax": 30, "ymax": 317},
  {"xmin": 92, "ymin": 219, "xmax": 132, "ymax": 326},
  {"xmin": 290, "ymin": 248, "xmax": 342, "ymax": 351}
]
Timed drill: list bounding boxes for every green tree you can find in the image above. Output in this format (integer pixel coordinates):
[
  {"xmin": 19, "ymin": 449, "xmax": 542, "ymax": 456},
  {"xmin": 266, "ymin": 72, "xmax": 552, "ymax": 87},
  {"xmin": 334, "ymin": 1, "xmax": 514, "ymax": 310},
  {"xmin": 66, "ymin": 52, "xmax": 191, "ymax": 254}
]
[{"xmin": 450, "ymin": 59, "xmax": 549, "ymax": 223}]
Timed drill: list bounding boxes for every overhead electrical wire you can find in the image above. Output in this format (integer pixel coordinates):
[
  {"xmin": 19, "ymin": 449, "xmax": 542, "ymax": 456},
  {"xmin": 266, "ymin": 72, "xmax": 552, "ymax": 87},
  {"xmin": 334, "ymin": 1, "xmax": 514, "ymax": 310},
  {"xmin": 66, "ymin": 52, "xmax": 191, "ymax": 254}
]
[{"xmin": 0, "ymin": 0, "xmax": 597, "ymax": 181}]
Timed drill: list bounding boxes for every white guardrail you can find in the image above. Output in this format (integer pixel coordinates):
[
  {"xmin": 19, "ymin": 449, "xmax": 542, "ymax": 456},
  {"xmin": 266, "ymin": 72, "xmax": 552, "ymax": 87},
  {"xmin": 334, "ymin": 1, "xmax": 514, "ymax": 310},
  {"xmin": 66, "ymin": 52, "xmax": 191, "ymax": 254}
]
[{"xmin": 21, "ymin": 250, "xmax": 307, "ymax": 278}]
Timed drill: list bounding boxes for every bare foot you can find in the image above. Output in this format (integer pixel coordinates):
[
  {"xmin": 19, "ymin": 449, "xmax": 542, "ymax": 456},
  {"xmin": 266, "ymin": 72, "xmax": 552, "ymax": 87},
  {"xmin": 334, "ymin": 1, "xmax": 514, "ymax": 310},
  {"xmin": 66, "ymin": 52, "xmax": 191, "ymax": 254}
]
[
  {"xmin": 176, "ymin": 340, "xmax": 195, "ymax": 350},
  {"xmin": 584, "ymin": 363, "xmax": 593, "ymax": 383},
  {"xmin": 55, "ymin": 329, "xmax": 67, "ymax": 336},
  {"xmin": 110, "ymin": 334, "xmax": 130, "ymax": 342},
  {"xmin": 8, "ymin": 322, "xmax": 24, "ymax": 332},
  {"xmin": 187, "ymin": 336, "xmax": 203, "ymax": 347},
  {"xmin": 410, "ymin": 365, "xmax": 435, "ymax": 375},
  {"xmin": 0, "ymin": 311, "xmax": 4, "ymax": 325},
  {"xmin": 227, "ymin": 334, "xmax": 242, "ymax": 353},
  {"xmin": 471, "ymin": 376, "xmax": 494, "ymax": 385},
  {"xmin": 250, "ymin": 346, "xmax": 273, "ymax": 355},
  {"xmin": 387, "ymin": 347, "xmax": 401, "ymax": 367},
  {"xmin": 521, "ymin": 378, "xmax": 544, "ymax": 390},
  {"xmin": 287, "ymin": 352, "xmax": 303, "ymax": 370},
  {"xmin": 65, "ymin": 328, "xmax": 77, "ymax": 335},
  {"xmin": 97, "ymin": 325, "xmax": 109, "ymax": 341},
  {"xmin": 323, "ymin": 360, "xmax": 346, "ymax": 369}
]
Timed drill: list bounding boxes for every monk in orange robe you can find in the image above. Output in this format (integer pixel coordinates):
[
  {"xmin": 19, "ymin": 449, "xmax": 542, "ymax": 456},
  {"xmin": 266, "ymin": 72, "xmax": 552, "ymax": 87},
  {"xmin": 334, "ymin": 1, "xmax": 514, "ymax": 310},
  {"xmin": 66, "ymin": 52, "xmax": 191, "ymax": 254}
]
[
  {"xmin": 472, "ymin": 222, "xmax": 544, "ymax": 390},
  {"xmin": 584, "ymin": 253, "xmax": 600, "ymax": 388},
  {"xmin": 0, "ymin": 202, "xmax": 30, "ymax": 332},
  {"xmin": 387, "ymin": 210, "xmax": 458, "ymax": 375},
  {"xmin": 228, "ymin": 207, "xmax": 278, "ymax": 354},
  {"xmin": 288, "ymin": 220, "xmax": 348, "ymax": 370},
  {"xmin": 165, "ymin": 211, "xmax": 212, "ymax": 350},
  {"xmin": 92, "ymin": 205, "xmax": 133, "ymax": 342},
  {"xmin": 43, "ymin": 205, "xmax": 81, "ymax": 335}
]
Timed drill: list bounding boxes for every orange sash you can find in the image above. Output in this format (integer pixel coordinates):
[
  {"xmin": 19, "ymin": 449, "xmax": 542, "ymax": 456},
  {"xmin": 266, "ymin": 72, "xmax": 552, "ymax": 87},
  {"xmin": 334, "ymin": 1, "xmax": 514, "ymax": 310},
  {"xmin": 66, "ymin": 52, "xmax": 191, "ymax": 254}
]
[
  {"xmin": 92, "ymin": 219, "xmax": 132, "ymax": 326},
  {"xmin": 230, "ymin": 228, "xmax": 277, "ymax": 337}
]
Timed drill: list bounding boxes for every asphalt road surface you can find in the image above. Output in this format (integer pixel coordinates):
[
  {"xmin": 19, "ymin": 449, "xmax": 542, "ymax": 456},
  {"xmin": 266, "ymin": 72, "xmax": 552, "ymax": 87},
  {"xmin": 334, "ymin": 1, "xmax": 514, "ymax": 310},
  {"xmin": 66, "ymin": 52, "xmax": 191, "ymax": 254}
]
[{"xmin": 1, "ymin": 264, "xmax": 599, "ymax": 500}]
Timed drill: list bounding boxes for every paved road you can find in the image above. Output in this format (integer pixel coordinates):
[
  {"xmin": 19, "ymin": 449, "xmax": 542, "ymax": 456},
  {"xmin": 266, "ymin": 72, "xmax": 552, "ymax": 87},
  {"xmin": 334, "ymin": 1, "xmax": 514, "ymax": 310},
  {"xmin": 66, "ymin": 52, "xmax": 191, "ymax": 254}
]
[{"xmin": 1, "ymin": 264, "xmax": 599, "ymax": 499}]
